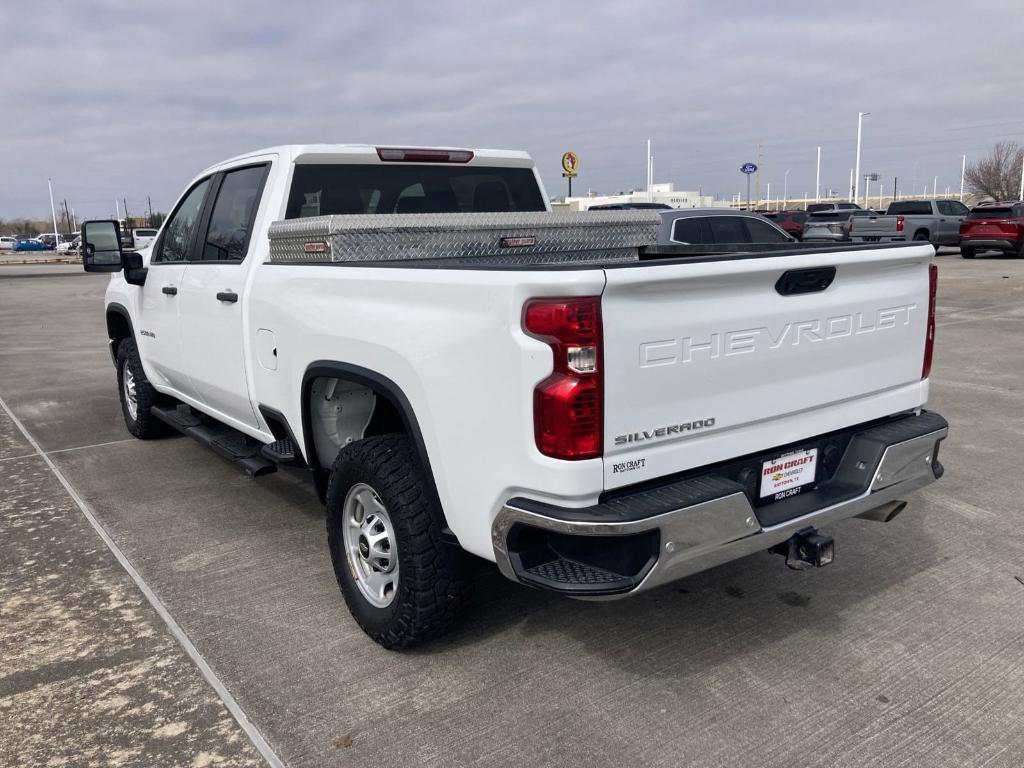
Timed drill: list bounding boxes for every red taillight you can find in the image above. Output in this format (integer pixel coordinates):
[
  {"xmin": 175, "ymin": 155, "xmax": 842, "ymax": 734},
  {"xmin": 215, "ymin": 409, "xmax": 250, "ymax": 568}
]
[
  {"xmin": 847, "ymin": 216, "xmax": 854, "ymax": 232},
  {"xmin": 524, "ymin": 297, "xmax": 602, "ymax": 460},
  {"xmin": 896, "ymin": 215, "xmax": 905, "ymax": 233},
  {"xmin": 375, "ymin": 147, "xmax": 474, "ymax": 163},
  {"xmin": 922, "ymin": 263, "xmax": 937, "ymax": 379}
]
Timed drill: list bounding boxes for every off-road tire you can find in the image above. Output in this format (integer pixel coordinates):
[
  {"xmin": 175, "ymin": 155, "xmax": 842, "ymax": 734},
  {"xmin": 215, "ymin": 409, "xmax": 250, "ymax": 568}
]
[
  {"xmin": 115, "ymin": 338, "xmax": 169, "ymax": 439},
  {"xmin": 326, "ymin": 433, "xmax": 474, "ymax": 649}
]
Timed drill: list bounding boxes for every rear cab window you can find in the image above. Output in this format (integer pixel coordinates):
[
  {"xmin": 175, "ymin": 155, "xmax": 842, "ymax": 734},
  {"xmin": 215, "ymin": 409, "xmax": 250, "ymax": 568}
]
[
  {"xmin": 886, "ymin": 202, "xmax": 932, "ymax": 216},
  {"xmin": 285, "ymin": 164, "xmax": 546, "ymax": 218}
]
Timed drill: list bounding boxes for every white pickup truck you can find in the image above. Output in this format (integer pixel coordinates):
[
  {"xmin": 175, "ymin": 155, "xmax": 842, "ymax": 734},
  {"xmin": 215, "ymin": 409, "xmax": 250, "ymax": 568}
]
[{"xmin": 81, "ymin": 144, "xmax": 948, "ymax": 648}]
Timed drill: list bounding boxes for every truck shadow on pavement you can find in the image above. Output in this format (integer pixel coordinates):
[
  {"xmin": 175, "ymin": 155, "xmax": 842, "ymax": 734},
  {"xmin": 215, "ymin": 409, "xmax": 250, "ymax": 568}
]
[{"xmin": 431, "ymin": 506, "xmax": 941, "ymax": 672}]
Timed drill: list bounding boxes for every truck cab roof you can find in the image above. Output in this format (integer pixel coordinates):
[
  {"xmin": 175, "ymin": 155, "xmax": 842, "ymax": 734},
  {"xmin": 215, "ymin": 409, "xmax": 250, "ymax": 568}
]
[{"xmin": 201, "ymin": 144, "xmax": 536, "ymax": 177}]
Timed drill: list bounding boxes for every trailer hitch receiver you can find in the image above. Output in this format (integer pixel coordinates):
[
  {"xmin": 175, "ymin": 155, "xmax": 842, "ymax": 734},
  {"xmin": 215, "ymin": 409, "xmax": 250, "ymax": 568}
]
[{"xmin": 773, "ymin": 527, "xmax": 835, "ymax": 570}]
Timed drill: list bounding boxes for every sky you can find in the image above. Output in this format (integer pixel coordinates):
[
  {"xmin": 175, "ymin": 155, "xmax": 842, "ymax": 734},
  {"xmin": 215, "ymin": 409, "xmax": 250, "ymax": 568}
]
[{"xmin": 3, "ymin": 0, "xmax": 1023, "ymax": 219}]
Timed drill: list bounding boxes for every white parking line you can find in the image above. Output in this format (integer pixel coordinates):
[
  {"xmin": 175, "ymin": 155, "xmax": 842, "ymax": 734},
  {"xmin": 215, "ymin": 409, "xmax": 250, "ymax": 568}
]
[
  {"xmin": 0, "ymin": 395, "xmax": 285, "ymax": 768},
  {"xmin": 0, "ymin": 438, "xmax": 138, "ymax": 464}
]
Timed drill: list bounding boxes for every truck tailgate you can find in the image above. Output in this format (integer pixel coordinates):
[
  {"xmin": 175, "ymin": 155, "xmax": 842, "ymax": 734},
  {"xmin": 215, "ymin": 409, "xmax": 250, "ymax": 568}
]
[
  {"xmin": 601, "ymin": 244, "xmax": 932, "ymax": 489},
  {"xmin": 850, "ymin": 214, "xmax": 899, "ymax": 239}
]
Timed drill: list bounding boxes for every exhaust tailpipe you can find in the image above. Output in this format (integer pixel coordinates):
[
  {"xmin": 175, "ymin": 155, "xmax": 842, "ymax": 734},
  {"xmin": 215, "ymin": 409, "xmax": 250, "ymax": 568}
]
[{"xmin": 856, "ymin": 500, "xmax": 908, "ymax": 523}]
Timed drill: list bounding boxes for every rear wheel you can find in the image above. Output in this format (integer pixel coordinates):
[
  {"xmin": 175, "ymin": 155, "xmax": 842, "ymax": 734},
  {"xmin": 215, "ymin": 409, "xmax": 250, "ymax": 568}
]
[
  {"xmin": 116, "ymin": 339, "xmax": 169, "ymax": 439},
  {"xmin": 326, "ymin": 433, "xmax": 474, "ymax": 649},
  {"xmin": 960, "ymin": 246, "xmax": 975, "ymax": 259}
]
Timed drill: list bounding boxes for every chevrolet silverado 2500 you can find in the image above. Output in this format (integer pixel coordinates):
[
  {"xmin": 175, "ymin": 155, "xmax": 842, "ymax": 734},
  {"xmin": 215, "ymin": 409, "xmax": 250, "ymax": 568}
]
[{"xmin": 81, "ymin": 144, "xmax": 948, "ymax": 648}]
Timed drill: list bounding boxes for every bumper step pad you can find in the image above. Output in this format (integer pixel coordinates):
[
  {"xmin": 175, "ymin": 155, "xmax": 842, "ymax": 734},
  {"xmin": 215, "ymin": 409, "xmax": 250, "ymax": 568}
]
[{"xmin": 523, "ymin": 558, "xmax": 634, "ymax": 588}]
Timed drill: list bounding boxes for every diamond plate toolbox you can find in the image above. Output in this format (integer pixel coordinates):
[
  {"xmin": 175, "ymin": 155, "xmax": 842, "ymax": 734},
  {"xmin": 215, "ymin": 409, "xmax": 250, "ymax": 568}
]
[{"xmin": 266, "ymin": 211, "xmax": 660, "ymax": 266}]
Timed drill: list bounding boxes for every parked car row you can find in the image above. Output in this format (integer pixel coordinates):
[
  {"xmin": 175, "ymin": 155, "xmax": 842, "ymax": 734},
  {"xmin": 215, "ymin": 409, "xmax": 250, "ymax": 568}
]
[{"xmin": 0, "ymin": 233, "xmax": 82, "ymax": 253}]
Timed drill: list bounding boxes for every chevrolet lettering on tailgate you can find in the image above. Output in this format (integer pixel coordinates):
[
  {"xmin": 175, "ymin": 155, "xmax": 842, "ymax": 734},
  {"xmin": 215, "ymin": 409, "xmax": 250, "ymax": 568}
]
[{"xmin": 639, "ymin": 304, "xmax": 917, "ymax": 367}]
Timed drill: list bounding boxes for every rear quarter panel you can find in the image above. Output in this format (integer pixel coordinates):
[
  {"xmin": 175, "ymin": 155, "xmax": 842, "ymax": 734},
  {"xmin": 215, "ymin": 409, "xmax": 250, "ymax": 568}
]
[{"xmin": 248, "ymin": 264, "xmax": 606, "ymax": 560}]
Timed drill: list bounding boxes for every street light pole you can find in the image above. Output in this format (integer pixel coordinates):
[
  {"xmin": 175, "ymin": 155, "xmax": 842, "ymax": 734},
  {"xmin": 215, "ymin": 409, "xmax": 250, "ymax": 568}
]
[
  {"xmin": 783, "ymin": 168, "xmax": 791, "ymax": 210},
  {"xmin": 960, "ymin": 154, "xmax": 966, "ymax": 202},
  {"xmin": 47, "ymin": 179, "xmax": 59, "ymax": 239},
  {"xmin": 1019, "ymin": 153, "xmax": 1024, "ymax": 201},
  {"xmin": 854, "ymin": 111, "xmax": 869, "ymax": 203},
  {"xmin": 815, "ymin": 146, "xmax": 821, "ymax": 203}
]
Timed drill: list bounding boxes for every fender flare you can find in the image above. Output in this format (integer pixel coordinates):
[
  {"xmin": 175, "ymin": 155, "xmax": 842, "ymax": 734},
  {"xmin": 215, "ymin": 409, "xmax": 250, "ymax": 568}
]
[
  {"xmin": 301, "ymin": 362, "xmax": 447, "ymax": 526},
  {"xmin": 105, "ymin": 302, "xmax": 135, "ymax": 366}
]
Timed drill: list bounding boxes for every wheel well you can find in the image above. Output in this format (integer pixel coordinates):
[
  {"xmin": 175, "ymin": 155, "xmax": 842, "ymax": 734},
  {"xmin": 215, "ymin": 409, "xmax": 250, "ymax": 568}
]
[
  {"xmin": 914, "ymin": 228, "xmax": 930, "ymax": 240},
  {"xmin": 299, "ymin": 362, "xmax": 448, "ymax": 521},
  {"xmin": 106, "ymin": 310, "xmax": 132, "ymax": 347},
  {"xmin": 305, "ymin": 376, "xmax": 407, "ymax": 472}
]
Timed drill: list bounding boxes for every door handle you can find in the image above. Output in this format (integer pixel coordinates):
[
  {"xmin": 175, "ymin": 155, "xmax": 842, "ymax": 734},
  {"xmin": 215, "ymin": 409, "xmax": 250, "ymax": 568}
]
[
  {"xmin": 216, "ymin": 291, "xmax": 238, "ymax": 303},
  {"xmin": 162, "ymin": 285, "xmax": 177, "ymax": 296}
]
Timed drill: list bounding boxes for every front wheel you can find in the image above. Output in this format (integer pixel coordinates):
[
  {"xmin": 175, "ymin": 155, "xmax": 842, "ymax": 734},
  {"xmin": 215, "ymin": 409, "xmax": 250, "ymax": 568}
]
[
  {"xmin": 115, "ymin": 339, "xmax": 169, "ymax": 439},
  {"xmin": 326, "ymin": 434, "xmax": 474, "ymax": 649}
]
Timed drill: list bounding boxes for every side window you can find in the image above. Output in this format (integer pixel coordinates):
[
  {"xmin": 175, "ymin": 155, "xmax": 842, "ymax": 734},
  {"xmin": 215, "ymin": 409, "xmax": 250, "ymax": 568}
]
[
  {"xmin": 671, "ymin": 217, "xmax": 708, "ymax": 244},
  {"xmin": 201, "ymin": 165, "xmax": 268, "ymax": 262},
  {"xmin": 952, "ymin": 201, "xmax": 970, "ymax": 216},
  {"xmin": 706, "ymin": 216, "xmax": 750, "ymax": 244},
  {"xmin": 153, "ymin": 179, "xmax": 210, "ymax": 263},
  {"xmin": 936, "ymin": 201, "xmax": 953, "ymax": 215},
  {"xmin": 744, "ymin": 218, "xmax": 790, "ymax": 243}
]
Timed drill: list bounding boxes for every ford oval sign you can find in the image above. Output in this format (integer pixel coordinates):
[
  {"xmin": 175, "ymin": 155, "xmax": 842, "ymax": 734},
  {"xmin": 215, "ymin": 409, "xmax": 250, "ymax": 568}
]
[{"xmin": 741, "ymin": 163, "xmax": 758, "ymax": 174}]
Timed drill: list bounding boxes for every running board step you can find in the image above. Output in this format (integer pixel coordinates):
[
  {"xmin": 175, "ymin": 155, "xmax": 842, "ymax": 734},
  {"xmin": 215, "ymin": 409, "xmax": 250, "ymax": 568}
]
[
  {"xmin": 260, "ymin": 438, "xmax": 300, "ymax": 465},
  {"xmin": 151, "ymin": 405, "xmax": 277, "ymax": 477}
]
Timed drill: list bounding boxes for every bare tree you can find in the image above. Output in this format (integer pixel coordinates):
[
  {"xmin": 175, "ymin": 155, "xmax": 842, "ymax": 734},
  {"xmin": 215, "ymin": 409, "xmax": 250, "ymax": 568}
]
[{"xmin": 965, "ymin": 141, "xmax": 1023, "ymax": 202}]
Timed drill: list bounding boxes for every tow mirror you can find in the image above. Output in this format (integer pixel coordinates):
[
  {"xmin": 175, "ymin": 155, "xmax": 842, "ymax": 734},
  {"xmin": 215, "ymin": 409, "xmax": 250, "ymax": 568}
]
[{"xmin": 81, "ymin": 220, "xmax": 123, "ymax": 272}]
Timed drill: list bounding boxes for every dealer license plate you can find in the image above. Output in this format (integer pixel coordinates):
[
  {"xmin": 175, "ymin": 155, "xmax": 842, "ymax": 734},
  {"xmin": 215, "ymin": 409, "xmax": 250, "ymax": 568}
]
[{"xmin": 760, "ymin": 448, "xmax": 818, "ymax": 501}]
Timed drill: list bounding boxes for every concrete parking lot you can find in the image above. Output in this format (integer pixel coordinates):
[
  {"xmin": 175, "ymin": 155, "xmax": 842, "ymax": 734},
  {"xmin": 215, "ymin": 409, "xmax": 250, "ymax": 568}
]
[{"xmin": 2, "ymin": 253, "xmax": 1023, "ymax": 767}]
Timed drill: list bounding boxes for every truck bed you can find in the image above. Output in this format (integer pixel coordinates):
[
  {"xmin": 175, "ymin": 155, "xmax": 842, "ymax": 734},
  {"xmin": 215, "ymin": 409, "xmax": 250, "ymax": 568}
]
[{"xmin": 267, "ymin": 211, "xmax": 925, "ymax": 269}]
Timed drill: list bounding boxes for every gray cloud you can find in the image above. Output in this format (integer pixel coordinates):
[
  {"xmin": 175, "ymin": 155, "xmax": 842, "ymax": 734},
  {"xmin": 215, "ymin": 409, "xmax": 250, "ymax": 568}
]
[{"xmin": 3, "ymin": 0, "xmax": 1022, "ymax": 218}]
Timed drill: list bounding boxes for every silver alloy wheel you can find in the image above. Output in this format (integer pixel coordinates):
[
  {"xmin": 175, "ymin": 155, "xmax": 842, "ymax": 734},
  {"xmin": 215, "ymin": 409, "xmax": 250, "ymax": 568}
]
[
  {"xmin": 342, "ymin": 482, "xmax": 398, "ymax": 608},
  {"xmin": 123, "ymin": 361, "xmax": 138, "ymax": 420}
]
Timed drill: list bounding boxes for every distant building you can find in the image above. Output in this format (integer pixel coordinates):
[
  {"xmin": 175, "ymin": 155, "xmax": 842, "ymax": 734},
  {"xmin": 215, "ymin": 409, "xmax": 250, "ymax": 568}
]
[{"xmin": 556, "ymin": 182, "xmax": 728, "ymax": 211}]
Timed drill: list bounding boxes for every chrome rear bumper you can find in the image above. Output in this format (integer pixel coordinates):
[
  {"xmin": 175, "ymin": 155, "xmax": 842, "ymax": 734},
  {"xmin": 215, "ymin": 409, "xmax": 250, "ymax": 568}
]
[{"xmin": 492, "ymin": 411, "xmax": 947, "ymax": 599}]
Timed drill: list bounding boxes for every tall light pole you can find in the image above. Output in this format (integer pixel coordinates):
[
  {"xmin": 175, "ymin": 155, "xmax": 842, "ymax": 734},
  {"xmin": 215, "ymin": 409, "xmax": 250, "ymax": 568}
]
[
  {"xmin": 960, "ymin": 154, "xmax": 967, "ymax": 202},
  {"xmin": 783, "ymin": 168, "xmax": 791, "ymax": 210},
  {"xmin": 815, "ymin": 146, "xmax": 821, "ymax": 203},
  {"xmin": 765, "ymin": 182, "xmax": 770, "ymax": 210},
  {"xmin": 933, "ymin": 175, "xmax": 938, "ymax": 198},
  {"xmin": 47, "ymin": 179, "xmax": 59, "ymax": 239},
  {"xmin": 854, "ymin": 112, "xmax": 869, "ymax": 203},
  {"xmin": 1019, "ymin": 153, "xmax": 1024, "ymax": 201},
  {"xmin": 646, "ymin": 140, "xmax": 651, "ymax": 201}
]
